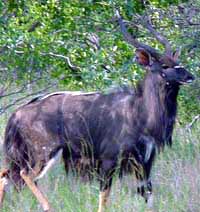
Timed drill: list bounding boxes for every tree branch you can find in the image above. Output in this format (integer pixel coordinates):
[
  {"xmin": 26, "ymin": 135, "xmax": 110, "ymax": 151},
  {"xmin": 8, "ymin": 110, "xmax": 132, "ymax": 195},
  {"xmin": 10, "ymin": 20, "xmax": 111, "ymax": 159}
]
[
  {"xmin": 0, "ymin": 80, "xmax": 59, "ymax": 116},
  {"xmin": 40, "ymin": 52, "xmax": 80, "ymax": 72}
]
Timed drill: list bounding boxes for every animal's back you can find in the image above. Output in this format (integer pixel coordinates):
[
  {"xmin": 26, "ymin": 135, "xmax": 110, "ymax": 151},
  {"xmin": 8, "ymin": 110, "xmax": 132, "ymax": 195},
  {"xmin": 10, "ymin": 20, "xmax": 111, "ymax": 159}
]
[{"xmin": 3, "ymin": 88, "xmax": 136, "ymax": 186}]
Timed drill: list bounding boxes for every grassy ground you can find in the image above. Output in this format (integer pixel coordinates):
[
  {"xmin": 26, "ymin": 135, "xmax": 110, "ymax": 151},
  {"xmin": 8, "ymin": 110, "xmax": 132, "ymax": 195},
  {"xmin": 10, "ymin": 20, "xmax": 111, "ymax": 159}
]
[{"xmin": 0, "ymin": 112, "xmax": 199, "ymax": 212}]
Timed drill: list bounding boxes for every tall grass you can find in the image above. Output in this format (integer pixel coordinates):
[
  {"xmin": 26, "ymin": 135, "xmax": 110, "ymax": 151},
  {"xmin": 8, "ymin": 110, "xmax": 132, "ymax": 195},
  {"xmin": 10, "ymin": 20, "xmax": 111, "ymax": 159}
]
[{"xmin": 0, "ymin": 111, "xmax": 199, "ymax": 212}]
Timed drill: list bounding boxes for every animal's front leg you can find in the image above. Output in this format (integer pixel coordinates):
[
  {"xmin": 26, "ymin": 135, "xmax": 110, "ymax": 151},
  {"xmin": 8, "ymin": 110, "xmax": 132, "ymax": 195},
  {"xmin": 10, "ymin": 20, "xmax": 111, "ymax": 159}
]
[
  {"xmin": 136, "ymin": 135, "xmax": 156, "ymax": 207},
  {"xmin": 98, "ymin": 159, "xmax": 115, "ymax": 212},
  {"xmin": 136, "ymin": 174, "xmax": 154, "ymax": 207},
  {"xmin": 98, "ymin": 186, "xmax": 111, "ymax": 212},
  {"xmin": 145, "ymin": 180, "xmax": 154, "ymax": 208}
]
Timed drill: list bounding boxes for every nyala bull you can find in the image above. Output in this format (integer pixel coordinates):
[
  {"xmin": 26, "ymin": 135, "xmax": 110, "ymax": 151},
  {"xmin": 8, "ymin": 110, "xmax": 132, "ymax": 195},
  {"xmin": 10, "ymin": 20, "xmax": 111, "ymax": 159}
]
[{"xmin": 0, "ymin": 12, "xmax": 195, "ymax": 212}]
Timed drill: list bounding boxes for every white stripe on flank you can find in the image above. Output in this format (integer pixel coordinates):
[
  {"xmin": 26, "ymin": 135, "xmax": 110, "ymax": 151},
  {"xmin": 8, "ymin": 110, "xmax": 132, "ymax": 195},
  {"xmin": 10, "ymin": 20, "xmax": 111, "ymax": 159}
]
[{"xmin": 40, "ymin": 91, "xmax": 99, "ymax": 100}]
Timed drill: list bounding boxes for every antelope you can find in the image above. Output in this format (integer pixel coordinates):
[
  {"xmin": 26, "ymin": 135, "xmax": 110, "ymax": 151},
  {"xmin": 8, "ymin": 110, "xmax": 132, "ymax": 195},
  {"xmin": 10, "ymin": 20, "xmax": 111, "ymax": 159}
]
[{"xmin": 0, "ymin": 11, "xmax": 195, "ymax": 212}]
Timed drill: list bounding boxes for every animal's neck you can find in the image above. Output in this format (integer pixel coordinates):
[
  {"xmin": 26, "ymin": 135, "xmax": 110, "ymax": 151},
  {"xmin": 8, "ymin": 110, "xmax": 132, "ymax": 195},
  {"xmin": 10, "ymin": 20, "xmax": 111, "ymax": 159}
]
[{"xmin": 141, "ymin": 74, "xmax": 179, "ymax": 143}]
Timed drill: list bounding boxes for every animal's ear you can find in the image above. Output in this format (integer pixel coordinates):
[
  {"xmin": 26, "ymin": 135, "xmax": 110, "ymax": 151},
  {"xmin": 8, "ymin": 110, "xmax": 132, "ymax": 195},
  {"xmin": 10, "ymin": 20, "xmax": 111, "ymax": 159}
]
[
  {"xmin": 172, "ymin": 48, "xmax": 181, "ymax": 61},
  {"xmin": 135, "ymin": 48, "xmax": 152, "ymax": 67}
]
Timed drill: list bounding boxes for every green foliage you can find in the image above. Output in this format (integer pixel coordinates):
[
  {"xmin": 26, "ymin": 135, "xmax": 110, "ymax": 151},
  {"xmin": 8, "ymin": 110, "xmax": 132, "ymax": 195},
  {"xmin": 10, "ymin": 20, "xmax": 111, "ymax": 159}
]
[
  {"xmin": 0, "ymin": 3, "xmax": 199, "ymax": 211},
  {"xmin": 0, "ymin": 0, "xmax": 199, "ymax": 121}
]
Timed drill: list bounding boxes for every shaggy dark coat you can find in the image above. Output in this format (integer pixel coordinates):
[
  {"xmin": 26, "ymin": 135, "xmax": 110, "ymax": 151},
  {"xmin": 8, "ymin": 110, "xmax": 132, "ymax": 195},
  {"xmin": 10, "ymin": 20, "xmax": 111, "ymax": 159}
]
[{"xmin": 3, "ymin": 49, "xmax": 194, "ymax": 199}]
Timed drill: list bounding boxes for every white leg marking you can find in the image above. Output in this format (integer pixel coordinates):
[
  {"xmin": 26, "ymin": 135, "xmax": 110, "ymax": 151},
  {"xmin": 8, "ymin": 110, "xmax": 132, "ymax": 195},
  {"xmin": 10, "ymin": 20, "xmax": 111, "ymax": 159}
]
[{"xmin": 35, "ymin": 149, "xmax": 63, "ymax": 181}]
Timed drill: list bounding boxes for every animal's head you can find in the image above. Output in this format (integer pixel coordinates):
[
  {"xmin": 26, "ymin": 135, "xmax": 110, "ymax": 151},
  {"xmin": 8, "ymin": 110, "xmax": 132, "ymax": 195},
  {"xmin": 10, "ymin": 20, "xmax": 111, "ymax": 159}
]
[
  {"xmin": 116, "ymin": 10, "xmax": 195, "ymax": 86},
  {"xmin": 135, "ymin": 48, "xmax": 195, "ymax": 85}
]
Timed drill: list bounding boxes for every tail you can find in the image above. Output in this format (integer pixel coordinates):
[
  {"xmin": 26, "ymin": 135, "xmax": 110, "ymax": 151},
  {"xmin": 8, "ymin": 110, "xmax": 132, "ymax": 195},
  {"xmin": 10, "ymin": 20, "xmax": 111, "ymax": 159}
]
[{"xmin": 3, "ymin": 114, "xmax": 34, "ymax": 189}]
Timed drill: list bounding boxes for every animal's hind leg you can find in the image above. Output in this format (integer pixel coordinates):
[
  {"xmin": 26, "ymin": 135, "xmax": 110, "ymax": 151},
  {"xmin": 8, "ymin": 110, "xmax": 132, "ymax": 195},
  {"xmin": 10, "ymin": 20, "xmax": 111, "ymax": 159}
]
[
  {"xmin": 0, "ymin": 169, "xmax": 9, "ymax": 208},
  {"xmin": 20, "ymin": 169, "xmax": 50, "ymax": 212},
  {"xmin": 98, "ymin": 177, "xmax": 112, "ymax": 212},
  {"xmin": 19, "ymin": 149, "xmax": 63, "ymax": 211}
]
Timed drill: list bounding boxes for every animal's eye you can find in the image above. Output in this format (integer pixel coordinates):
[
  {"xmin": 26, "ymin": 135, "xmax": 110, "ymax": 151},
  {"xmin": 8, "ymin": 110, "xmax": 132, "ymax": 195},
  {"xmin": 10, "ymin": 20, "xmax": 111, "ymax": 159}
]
[{"xmin": 162, "ymin": 64, "xmax": 169, "ymax": 69}]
